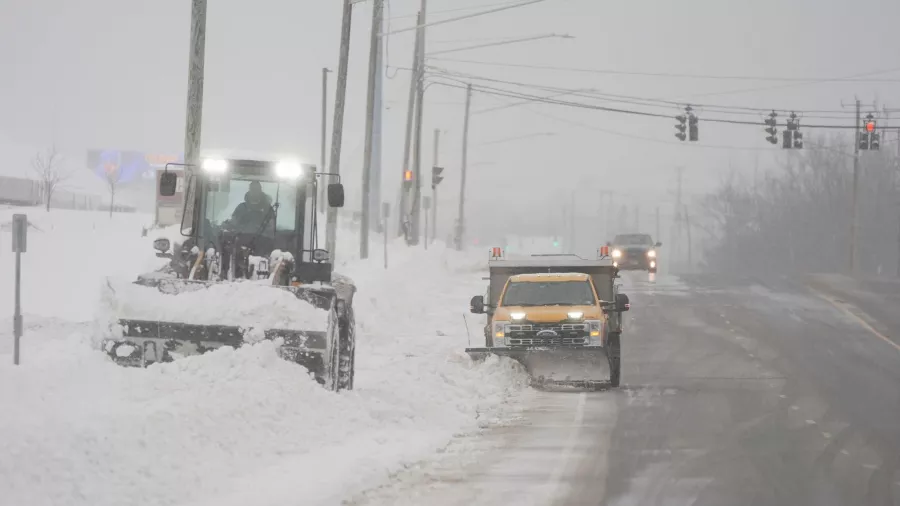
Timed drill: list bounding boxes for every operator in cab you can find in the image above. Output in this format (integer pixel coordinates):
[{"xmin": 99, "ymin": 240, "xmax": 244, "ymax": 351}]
[{"xmin": 230, "ymin": 181, "xmax": 273, "ymax": 233}]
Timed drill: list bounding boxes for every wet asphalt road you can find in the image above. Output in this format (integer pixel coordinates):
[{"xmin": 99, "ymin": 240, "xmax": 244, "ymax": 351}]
[{"xmin": 352, "ymin": 273, "xmax": 900, "ymax": 506}]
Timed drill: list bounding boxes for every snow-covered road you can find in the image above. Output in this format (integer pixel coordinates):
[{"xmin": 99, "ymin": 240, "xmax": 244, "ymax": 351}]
[{"xmin": 0, "ymin": 209, "xmax": 528, "ymax": 506}]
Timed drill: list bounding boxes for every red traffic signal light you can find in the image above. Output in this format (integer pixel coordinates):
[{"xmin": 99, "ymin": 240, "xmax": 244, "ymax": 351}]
[{"xmin": 865, "ymin": 121, "xmax": 876, "ymax": 132}]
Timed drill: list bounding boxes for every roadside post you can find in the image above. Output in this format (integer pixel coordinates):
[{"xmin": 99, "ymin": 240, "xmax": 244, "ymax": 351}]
[
  {"xmin": 382, "ymin": 203, "xmax": 390, "ymax": 269},
  {"xmin": 11, "ymin": 214, "xmax": 26, "ymax": 365}
]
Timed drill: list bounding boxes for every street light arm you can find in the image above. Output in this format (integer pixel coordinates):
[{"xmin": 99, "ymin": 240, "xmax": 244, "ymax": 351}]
[
  {"xmin": 427, "ymin": 33, "xmax": 573, "ymax": 57},
  {"xmin": 379, "ymin": 0, "xmax": 549, "ymax": 37}
]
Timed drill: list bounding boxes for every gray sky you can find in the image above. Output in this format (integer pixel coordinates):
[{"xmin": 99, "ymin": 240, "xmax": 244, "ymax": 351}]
[{"xmin": 2, "ymin": 0, "xmax": 899, "ymax": 241}]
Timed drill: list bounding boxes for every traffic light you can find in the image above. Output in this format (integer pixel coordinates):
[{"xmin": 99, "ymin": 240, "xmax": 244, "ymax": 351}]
[
  {"xmin": 688, "ymin": 113, "xmax": 699, "ymax": 142},
  {"xmin": 674, "ymin": 114, "xmax": 687, "ymax": 141},
  {"xmin": 783, "ymin": 112, "xmax": 803, "ymax": 149},
  {"xmin": 764, "ymin": 111, "xmax": 778, "ymax": 145},
  {"xmin": 862, "ymin": 114, "xmax": 879, "ymax": 150},
  {"xmin": 431, "ymin": 166, "xmax": 444, "ymax": 188},
  {"xmin": 403, "ymin": 169, "xmax": 413, "ymax": 189}
]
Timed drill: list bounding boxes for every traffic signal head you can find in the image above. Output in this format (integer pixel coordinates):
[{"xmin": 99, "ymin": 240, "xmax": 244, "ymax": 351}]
[
  {"xmin": 403, "ymin": 169, "xmax": 413, "ymax": 188},
  {"xmin": 688, "ymin": 115, "xmax": 698, "ymax": 142},
  {"xmin": 793, "ymin": 131, "xmax": 803, "ymax": 149},
  {"xmin": 865, "ymin": 120, "xmax": 876, "ymax": 133},
  {"xmin": 674, "ymin": 115, "xmax": 687, "ymax": 141},
  {"xmin": 782, "ymin": 130, "xmax": 792, "ymax": 149},
  {"xmin": 871, "ymin": 132, "xmax": 880, "ymax": 150},
  {"xmin": 431, "ymin": 166, "xmax": 444, "ymax": 187},
  {"xmin": 764, "ymin": 114, "xmax": 778, "ymax": 144}
]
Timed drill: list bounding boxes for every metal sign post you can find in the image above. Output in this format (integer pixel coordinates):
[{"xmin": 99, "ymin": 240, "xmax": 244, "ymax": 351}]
[
  {"xmin": 381, "ymin": 203, "xmax": 390, "ymax": 269},
  {"xmin": 11, "ymin": 214, "xmax": 27, "ymax": 365}
]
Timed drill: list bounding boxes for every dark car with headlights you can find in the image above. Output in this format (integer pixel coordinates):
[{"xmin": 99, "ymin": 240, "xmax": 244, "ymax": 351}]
[{"xmin": 609, "ymin": 233, "xmax": 661, "ymax": 273}]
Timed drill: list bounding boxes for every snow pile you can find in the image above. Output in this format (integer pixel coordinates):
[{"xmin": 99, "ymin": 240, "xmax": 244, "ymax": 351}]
[
  {"xmin": 96, "ymin": 278, "xmax": 330, "ymax": 342},
  {"xmin": 0, "ymin": 209, "xmax": 161, "ymax": 322},
  {"xmin": 0, "ymin": 209, "xmax": 528, "ymax": 506}
]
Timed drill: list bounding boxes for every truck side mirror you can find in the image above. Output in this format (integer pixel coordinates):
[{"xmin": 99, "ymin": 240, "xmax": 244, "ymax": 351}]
[
  {"xmin": 655, "ymin": 241, "xmax": 662, "ymax": 247},
  {"xmin": 328, "ymin": 183, "xmax": 345, "ymax": 208},
  {"xmin": 616, "ymin": 293, "xmax": 630, "ymax": 312},
  {"xmin": 470, "ymin": 295, "xmax": 485, "ymax": 314},
  {"xmin": 159, "ymin": 171, "xmax": 177, "ymax": 197}
]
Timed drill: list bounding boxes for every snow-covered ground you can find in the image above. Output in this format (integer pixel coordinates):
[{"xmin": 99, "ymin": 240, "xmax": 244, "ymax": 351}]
[{"xmin": 0, "ymin": 208, "xmax": 528, "ymax": 506}]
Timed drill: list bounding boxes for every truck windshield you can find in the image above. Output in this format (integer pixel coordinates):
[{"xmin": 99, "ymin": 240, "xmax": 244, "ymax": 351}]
[
  {"xmin": 205, "ymin": 178, "xmax": 298, "ymax": 235},
  {"xmin": 502, "ymin": 281, "xmax": 595, "ymax": 307}
]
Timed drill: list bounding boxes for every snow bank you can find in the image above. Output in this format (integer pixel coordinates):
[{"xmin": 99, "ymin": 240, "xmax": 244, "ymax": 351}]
[
  {"xmin": 0, "ymin": 210, "xmax": 528, "ymax": 506},
  {"xmin": 0, "ymin": 209, "xmax": 160, "ymax": 321}
]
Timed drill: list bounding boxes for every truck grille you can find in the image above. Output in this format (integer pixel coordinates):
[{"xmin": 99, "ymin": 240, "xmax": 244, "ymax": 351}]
[{"xmin": 505, "ymin": 323, "xmax": 589, "ymax": 347}]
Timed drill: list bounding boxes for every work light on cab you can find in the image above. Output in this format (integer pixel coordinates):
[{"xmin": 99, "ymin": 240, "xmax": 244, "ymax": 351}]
[
  {"xmin": 201, "ymin": 158, "xmax": 228, "ymax": 174},
  {"xmin": 275, "ymin": 161, "xmax": 304, "ymax": 180}
]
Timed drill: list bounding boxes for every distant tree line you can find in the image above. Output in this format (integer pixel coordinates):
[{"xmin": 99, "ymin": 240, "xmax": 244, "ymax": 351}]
[{"xmin": 699, "ymin": 136, "xmax": 900, "ymax": 276}]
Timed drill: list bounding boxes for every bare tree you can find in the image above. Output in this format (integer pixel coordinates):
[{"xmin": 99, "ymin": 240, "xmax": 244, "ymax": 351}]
[
  {"xmin": 31, "ymin": 146, "xmax": 72, "ymax": 211},
  {"xmin": 701, "ymin": 135, "xmax": 900, "ymax": 276},
  {"xmin": 104, "ymin": 166, "xmax": 124, "ymax": 218}
]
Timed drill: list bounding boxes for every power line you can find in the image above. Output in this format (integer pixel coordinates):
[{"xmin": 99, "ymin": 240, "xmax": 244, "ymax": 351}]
[
  {"xmin": 427, "ymin": 57, "xmax": 900, "ymax": 83},
  {"xmin": 429, "ymin": 77, "xmax": 900, "ymax": 130},
  {"xmin": 423, "ymin": 65, "xmax": 866, "ymax": 117}
]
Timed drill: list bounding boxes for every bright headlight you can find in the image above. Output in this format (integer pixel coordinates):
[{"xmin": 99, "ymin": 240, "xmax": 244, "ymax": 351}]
[
  {"xmin": 202, "ymin": 158, "xmax": 228, "ymax": 174},
  {"xmin": 612, "ymin": 249, "xmax": 622, "ymax": 258},
  {"xmin": 275, "ymin": 161, "xmax": 303, "ymax": 179},
  {"xmin": 510, "ymin": 312, "xmax": 527, "ymax": 321},
  {"xmin": 647, "ymin": 250, "xmax": 657, "ymax": 258},
  {"xmin": 567, "ymin": 311, "xmax": 584, "ymax": 320}
]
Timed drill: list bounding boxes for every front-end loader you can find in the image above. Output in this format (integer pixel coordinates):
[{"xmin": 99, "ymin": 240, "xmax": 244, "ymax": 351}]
[
  {"xmin": 467, "ymin": 248, "xmax": 629, "ymax": 389},
  {"xmin": 100, "ymin": 158, "xmax": 357, "ymax": 391}
]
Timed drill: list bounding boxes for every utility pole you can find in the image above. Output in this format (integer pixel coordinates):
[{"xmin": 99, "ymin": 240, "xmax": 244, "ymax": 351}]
[
  {"xmin": 432, "ymin": 128, "xmax": 440, "ymax": 243},
  {"xmin": 326, "ymin": 0, "xmax": 354, "ymax": 261},
  {"xmin": 398, "ymin": 11, "xmax": 422, "ymax": 239},
  {"xmin": 182, "ymin": 0, "xmax": 207, "ymax": 234},
  {"xmin": 371, "ymin": 12, "xmax": 384, "ymax": 233},
  {"xmin": 319, "ymin": 67, "xmax": 330, "ymax": 213},
  {"xmin": 409, "ymin": 0, "xmax": 427, "ymax": 245},
  {"xmin": 455, "ymin": 83, "xmax": 472, "ymax": 250},
  {"xmin": 360, "ymin": 0, "xmax": 383, "ymax": 259},
  {"xmin": 850, "ymin": 98, "xmax": 861, "ymax": 274}
]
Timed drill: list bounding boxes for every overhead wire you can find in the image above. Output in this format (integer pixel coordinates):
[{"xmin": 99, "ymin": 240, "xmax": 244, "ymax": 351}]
[
  {"xmin": 425, "ymin": 57, "xmax": 900, "ymax": 83},
  {"xmin": 426, "ymin": 76, "xmax": 898, "ymax": 130},
  {"xmin": 424, "ymin": 65, "xmax": 867, "ymax": 117}
]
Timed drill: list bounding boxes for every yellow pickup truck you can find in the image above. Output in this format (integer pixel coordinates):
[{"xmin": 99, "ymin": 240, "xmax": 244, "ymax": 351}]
[{"xmin": 468, "ymin": 253, "xmax": 629, "ymax": 387}]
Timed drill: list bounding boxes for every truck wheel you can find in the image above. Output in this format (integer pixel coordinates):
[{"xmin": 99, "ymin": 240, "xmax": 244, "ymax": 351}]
[
  {"xmin": 337, "ymin": 309, "xmax": 355, "ymax": 391},
  {"xmin": 608, "ymin": 332, "xmax": 621, "ymax": 387}
]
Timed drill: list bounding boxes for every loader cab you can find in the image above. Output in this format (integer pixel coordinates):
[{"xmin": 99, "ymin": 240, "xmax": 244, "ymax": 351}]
[{"xmin": 157, "ymin": 158, "xmax": 344, "ymax": 282}]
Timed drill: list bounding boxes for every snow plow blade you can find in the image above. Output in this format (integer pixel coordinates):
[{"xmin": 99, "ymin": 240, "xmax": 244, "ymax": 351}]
[
  {"xmin": 466, "ymin": 347, "xmax": 613, "ymax": 389},
  {"xmin": 105, "ymin": 319, "xmax": 329, "ymax": 369}
]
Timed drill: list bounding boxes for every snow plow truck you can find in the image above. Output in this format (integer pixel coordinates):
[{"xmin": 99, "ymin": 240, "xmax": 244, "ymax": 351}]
[
  {"xmin": 468, "ymin": 248, "xmax": 629, "ymax": 388},
  {"xmin": 101, "ymin": 158, "xmax": 357, "ymax": 391}
]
